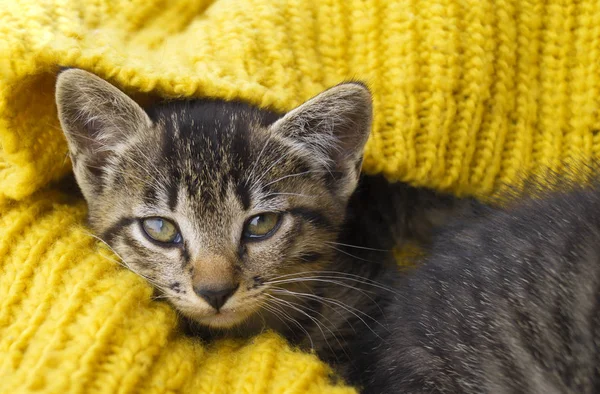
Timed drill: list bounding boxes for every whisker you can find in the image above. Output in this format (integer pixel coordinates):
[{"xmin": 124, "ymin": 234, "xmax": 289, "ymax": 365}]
[
  {"xmin": 267, "ymin": 276, "xmax": 386, "ymax": 317},
  {"xmin": 261, "ymin": 300, "xmax": 315, "ymax": 349},
  {"xmin": 83, "ymin": 230, "xmax": 167, "ymax": 290},
  {"xmin": 266, "ymin": 294, "xmax": 346, "ymax": 359},
  {"xmin": 266, "ymin": 270, "xmax": 402, "ymax": 320},
  {"xmin": 267, "ymin": 295, "xmax": 332, "ymax": 345},
  {"xmin": 265, "ymin": 192, "xmax": 310, "ymax": 198},
  {"xmin": 82, "ymin": 230, "xmax": 126, "ymax": 261},
  {"xmin": 271, "ymin": 287, "xmax": 387, "ymax": 338},
  {"xmin": 324, "ymin": 245, "xmax": 381, "ymax": 264},
  {"xmin": 86, "ymin": 164, "xmax": 156, "ymax": 190},
  {"xmin": 126, "ymin": 146, "xmax": 171, "ymax": 187},
  {"xmin": 263, "ymin": 170, "xmax": 330, "ymax": 187},
  {"xmin": 324, "ymin": 241, "xmax": 390, "ymax": 252},
  {"xmin": 62, "ymin": 150, "xmax": 71, "ymax": 167},
  {"xmin": 152, "ymin": 294, "xmax": 176, "ymax": 300},
  {"xmin": 271, "ymin": 269, "xmax": 393, "ymax": 286},
  {"xmin": 266, "ymin": 277, "xmax": 377, "ymax": 296},
  {"xmin": 253, "ymin": 153, "xmax": 291, "ymax": 186},
  {"xmin": 271, "ymin": 286, "xmax": 357, "ymax": 336},
  {"xmin": 245, "ymin": 137, "xmax": 272, "ymax": 187},
  {"xmin": 266, "ymin": 274, "xmax": 399, "ymax": 295},
  {"xmin": 255, "ymin": 309, "xmax": 268, "ymax": 332},
  {"xmin": 273, "ymin": 287, "xmax": 352, "ymax": 334}
]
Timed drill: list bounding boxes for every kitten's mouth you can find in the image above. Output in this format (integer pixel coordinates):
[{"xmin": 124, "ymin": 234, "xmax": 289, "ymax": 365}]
[
  {"xmin": 202, "ymin": 312, "xmax": 243, "ymax": 327},
  {"xmin": 194, "ymin": 306, "xmax": 256, "ymax": 328}
]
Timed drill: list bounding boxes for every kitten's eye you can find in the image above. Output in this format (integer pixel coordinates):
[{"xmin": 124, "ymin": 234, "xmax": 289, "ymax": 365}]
[
  {"xmin": 141, "ymin": 217, "xmax": 182, "ymax": 244},
  {"xmin": 243, "ymin": 213, "xmax": 282, "ymax": 240}
]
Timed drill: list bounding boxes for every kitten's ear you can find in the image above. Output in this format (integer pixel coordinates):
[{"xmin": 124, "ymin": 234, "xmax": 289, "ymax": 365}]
[
  {"xmin": 270, "ymin": 82, "xmax": 372, "ymax": 198},
  {"xmin": 55, "ymin": 68, "xmax": 152, "ymax": 165}
]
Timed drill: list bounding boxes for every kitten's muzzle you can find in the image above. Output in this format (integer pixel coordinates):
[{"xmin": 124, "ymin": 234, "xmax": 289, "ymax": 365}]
[{"xmin": 193, "ymin": 284, "xmax": 239, "ymax": 311}]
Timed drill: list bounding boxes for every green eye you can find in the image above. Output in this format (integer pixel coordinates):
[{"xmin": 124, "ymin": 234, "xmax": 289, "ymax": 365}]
[
  {"xmin": 243, "ymin": 213, "xmax": 282, "ymax": 240},
  {"xmin": 141, "ymin": 217, "xmax": 182, "ymax": 244}
]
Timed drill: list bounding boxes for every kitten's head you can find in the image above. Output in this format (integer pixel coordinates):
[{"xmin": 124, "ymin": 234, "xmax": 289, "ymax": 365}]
[{"xmin": 56, "ymin": 69, "xmax": 371, "ymax": 329}]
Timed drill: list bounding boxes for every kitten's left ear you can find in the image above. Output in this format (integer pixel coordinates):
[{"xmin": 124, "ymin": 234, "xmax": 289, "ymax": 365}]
[
  {"xmin": 55, "ymin": 68, "xmax": 152, "ymax": 164},
  {"xmin": 271, "ymin": 82, "xmax": 372, "ymax": 198}
]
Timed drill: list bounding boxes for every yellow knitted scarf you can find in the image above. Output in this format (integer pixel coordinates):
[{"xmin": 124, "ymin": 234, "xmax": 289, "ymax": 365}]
[{"xmin": 1, "ymin": 0, "xmax": 599, "ymax": 392}]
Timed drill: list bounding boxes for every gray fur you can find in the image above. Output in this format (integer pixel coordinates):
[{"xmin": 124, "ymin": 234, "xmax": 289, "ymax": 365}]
[{"xmin": 354, "ymin": 184, "xmax": 600, "ymax": 393}]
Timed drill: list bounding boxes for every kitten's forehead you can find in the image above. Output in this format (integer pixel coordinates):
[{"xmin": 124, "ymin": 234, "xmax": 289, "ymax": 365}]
[{"xmin": 145, "ymin": 99, "xmax": 286, "ymax": 214}]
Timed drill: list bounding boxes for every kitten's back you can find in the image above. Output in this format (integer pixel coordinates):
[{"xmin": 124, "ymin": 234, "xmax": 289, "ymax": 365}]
[{"xmin": 355, "ymin": 184, "xmax": 600, "ymax": 394}]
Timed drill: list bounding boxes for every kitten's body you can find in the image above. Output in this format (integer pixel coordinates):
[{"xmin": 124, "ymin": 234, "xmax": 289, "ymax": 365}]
[{"xmin": 354, "ymin": 185, "xmax": 600, "ymax": 393}]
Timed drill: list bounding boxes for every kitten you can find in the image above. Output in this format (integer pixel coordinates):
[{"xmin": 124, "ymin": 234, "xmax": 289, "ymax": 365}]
[
  {"xmin": 352, "ymin": 183, "xmax": 600, "ymax": 393},
  {"xmin": 55, "ymin": 69, "xmax": 466, "ymax": 377}
]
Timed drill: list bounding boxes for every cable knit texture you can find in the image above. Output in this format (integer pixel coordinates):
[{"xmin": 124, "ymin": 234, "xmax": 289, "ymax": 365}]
[{"xmin": 1, "ymin": 0, "xmax": 600, "ymax": 392}]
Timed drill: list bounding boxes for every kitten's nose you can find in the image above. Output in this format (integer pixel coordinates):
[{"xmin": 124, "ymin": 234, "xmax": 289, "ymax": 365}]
[{"xmin": 194, "ymin": 284, "xmax": 239, "ymax": 311}]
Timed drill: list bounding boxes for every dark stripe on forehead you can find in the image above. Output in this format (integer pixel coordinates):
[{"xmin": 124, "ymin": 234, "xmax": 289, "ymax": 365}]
[
  {"xmin": 167, "ymin": 184, "xmax": 179, "ymax": 211},
  {"xmin": 143, "ymin": 185, "xmax": 158, "ymax": 206},
  {"xmin": 101, "ymin": 217, "xmax": 135, "ymax": 244},
  {"xmin": 164, "ymin": 158, "xmax": 180, "ymax": 211},
  {"xmin": 157, "ymin": 117, "xmax": 183, "ymax": 210},
  {"xmin": 226, "ymin": 113, "xmax": 254, "ymax": 209},
  {"xmin": 236, "ymin": 182, "xmax": 251, "ymax": 210},
  {"xmin": 218, "ymin": 179, "xmax": 228, "ymax": 203},
  {"xmin": 141, "ymin": 174, "xmax": 178, "ymax": 212},
  {"xmin": 288, "ymin": 207, "xmax": 331, "ymax": 229}
]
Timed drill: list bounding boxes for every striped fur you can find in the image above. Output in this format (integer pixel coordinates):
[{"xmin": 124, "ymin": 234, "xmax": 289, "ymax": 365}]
[
  {"xmin": 58, "ymin": 69, "xmax": 600, "ymax": 393},
  {"xmin": 55, "ymin": 69, "xmax": 469, "ymax": 379}
]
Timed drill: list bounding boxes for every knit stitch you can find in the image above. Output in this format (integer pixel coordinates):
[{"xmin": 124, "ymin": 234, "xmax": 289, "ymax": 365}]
[
  {"xmin": 2, "ymin": 0, "xmax": 600, "ymax": 202},
  {"xmin": 1, "ymin": 0, "xmax": 600, "ymax": 392},
  {"xmin": 0, "ymin": 191, "xmax": 355, "ymax": 393}
]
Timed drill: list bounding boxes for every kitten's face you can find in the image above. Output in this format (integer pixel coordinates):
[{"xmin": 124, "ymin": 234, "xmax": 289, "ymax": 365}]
[{"xmin": 56, "ymin": 69, "xmax": 371, "ymax": 329}]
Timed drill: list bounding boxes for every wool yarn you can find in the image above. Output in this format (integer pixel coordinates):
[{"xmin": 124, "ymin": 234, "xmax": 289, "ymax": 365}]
[
  {"xmin": 1, "ymin": 0, "xmax": 600, "ymax": 392},
  {"xmin": 0, "ymin": 191, "xmax": 355, "ymax": 393},
  {"xmin": 2, "ymin": 0, "xmax": 600, "ymax": 202}
]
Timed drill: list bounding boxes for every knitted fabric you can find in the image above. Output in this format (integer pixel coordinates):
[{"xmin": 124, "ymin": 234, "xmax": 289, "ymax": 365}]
[
  {"xmin": 2, "ymin": 0, "xmax": 600, "ymax": 202},
  {"xmin": 1, "ymin": 0, "xmax": 600, "ymax": 392},
  {"xmin": 0, "ymin": 191, "xmax": 354, "ymax": 393}
]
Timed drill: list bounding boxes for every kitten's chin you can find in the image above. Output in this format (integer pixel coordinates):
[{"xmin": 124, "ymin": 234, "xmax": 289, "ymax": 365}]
[{"xmin": 193, "ymin": 308, "xmax": 255, "ymax": 329}]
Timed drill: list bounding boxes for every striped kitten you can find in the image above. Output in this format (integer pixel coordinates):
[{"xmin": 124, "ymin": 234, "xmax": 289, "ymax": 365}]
[
  {"xmin": 55, "ymin": 69, "xmax": 465, "ymax": 378},
  {"xmin": 56, "ymin": 69, "xmax": 599, "ymax": 392}
]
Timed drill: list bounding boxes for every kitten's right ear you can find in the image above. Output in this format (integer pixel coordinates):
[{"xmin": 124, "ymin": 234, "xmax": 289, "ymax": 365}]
[
  {"xmin": 270, "ymin": 82, "xmax": 372, "ymax": 200},
  {"xmin": 55, "ymin": 69, "xmax": 152, "ymax": 164}
]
